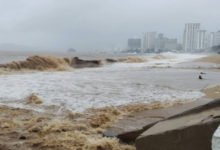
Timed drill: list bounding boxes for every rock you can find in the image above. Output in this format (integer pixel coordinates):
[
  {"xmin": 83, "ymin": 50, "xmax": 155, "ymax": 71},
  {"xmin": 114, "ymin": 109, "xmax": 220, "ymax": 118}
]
[
  {"xmin": 135, "ymin": 98, "xmax": 220, "ymax": 150},
  {"xmin": 104, "ymin": 98, "xmax": 211, "ymax": 142},
  {"xmin": 70, "ymin": 57, "xmax": 102, "ymax": 68},
  {"xmin": 19, "ymin": 136, "xmax": 26, "ymax": 140},
  {"xmin": 199, "ymin": 75, "xmax": 203, "ymax": 79}
]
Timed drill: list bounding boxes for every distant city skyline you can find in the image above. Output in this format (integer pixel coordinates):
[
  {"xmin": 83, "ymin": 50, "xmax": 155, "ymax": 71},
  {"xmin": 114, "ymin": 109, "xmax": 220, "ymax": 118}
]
[{"xmin": 126, "ymin": 23, "xmax": 219, "ymax": 53}]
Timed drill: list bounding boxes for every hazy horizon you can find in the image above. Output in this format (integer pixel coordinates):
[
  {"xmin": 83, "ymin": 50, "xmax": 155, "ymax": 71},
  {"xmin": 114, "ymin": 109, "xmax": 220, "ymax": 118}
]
[{"xmin": 0, "ymin": 0, "xmax": 220, "ymax": 52}]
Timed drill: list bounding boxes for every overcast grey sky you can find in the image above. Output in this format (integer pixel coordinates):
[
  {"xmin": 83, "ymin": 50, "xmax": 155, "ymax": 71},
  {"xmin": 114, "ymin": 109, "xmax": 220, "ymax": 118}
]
[{"xmin": 0, "ymin": 0, "xmax": 219, "ymax": 51}]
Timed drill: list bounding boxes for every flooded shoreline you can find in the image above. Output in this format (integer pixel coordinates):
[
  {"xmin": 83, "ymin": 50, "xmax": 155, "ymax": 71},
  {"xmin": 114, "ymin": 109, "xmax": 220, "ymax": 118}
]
[
  {"xmin": 0, "ymin": 52, "xmax": 220, "ymax": 149},
  {"xmin": 0, "ymin": 99, "xmax": 193, "ymax": 150}
]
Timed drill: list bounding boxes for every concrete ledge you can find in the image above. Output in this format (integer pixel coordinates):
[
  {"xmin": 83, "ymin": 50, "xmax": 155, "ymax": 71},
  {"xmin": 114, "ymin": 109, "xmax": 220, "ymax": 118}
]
[
  {"xmin": 136, "ymin": 98, "xmax": 220, "ymax": 150},
  {"xmin": 104, "ymin": 98, "xmax": 211, "ymax": 142}
]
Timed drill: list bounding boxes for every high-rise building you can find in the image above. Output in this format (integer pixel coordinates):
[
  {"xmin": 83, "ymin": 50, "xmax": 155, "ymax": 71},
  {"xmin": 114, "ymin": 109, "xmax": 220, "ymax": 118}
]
[
  {"xmin": 155, "ymin": 33, "xmax": 165, "ymax": 51},
  {"xmin": 142, "ymin": 32, "xmax": 157, "ymax": 52},
  {"xmin": 142, "ymin": 32, "xmax": 181, "ymax": 52},
  {"xmin": 207, "ymin": 31, "xmax": 220, "ymax": 48},
  {"xmin": 164, "ymin": 38, "xmax": 179, "ymax": 51},
  {"xmin": 155, "ymin": 34, "xmax": 180, "ymax": 52},
  {"xmin": 195, "ymin": 30, "xmax": 206, "ymax": 50},
  {"xmin": 213, "ymin": 31, "xmax": 220, "ymax": 46},
  {"xmin": 127, "ymin": 38, "xmax": 141, "ymax": 50},
  {"xmin": 183, "ymin": 23, "xmax": 200, "ymax": 52},
  {"xmin": 209, "ymin": 32, "xmax": 215, "ymax": 47}
]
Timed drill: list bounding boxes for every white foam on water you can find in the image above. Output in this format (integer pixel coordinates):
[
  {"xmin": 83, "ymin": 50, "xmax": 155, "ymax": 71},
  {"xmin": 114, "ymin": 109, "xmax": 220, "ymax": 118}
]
[
  {"xmin": 0, "ymin": 71, "xmax": 204, "ymax": 113},
  {"xmin": 105, "ymin": 52, "xmax": 206, "ymax": 70},
  {"xmin": 0, "ymin": 53, "xmax": 210, "ymax": 113}
]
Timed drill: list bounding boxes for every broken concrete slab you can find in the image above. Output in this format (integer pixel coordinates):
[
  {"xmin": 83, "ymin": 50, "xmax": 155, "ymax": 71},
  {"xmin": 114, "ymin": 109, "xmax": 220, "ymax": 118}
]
[
  {"xmin": 135, "ymin": 98, "xmax": 220, "ymax": 150},
  {"xmin": 104, "ymin": 98, "xmax": 211, "ymax": 142}
]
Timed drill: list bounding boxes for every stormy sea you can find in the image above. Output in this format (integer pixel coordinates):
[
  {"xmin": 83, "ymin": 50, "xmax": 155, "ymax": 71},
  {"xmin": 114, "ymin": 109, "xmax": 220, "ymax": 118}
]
[{"xmin": 0, "ymin": 51, "xmax": 220, "ymax": 149}]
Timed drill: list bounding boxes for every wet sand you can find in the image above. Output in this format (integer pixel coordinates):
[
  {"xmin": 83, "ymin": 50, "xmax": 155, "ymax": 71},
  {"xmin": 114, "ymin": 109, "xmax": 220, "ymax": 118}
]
[
  {"xmin": 195, "ymin": 54, "xmax": 220, "ymax": 64},
  {"xmin": 202, "ymin": 86, "xmax": 220, "ymax": 99}
]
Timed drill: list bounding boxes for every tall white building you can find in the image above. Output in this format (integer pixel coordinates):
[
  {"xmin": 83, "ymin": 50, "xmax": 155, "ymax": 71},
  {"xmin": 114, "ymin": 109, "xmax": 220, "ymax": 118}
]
[
  {"xmin": 196, "ymin": 30, "xmax": 206, "ymax": 50},
  {"xmin": 213, "ymin": 31, "xmax": 220, "ymax": 46},
  {"xmin": 142, "ymin": 32, "xmax": 180, "ymax": 52},
  {"xmin": 209, "ymin": 32, "xmax": 215, "ymax": 47},
  {"xmin": 142, "ymin": 32, "xmax": 157, "ymax": 52},
  {"xmin": 207, "ymin": 31, "xmax": 220, "ymax": 48},
  {"xmin": 155, "ymin": 33, "xmax": 165, "ymax": 51},
  {"xmin": 183, "ymin": 23, "xmax": 200, "ymax": 52}
]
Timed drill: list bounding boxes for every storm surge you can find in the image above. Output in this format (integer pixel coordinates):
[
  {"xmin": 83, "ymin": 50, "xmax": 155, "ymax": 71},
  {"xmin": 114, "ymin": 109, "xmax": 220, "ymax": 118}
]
[
  {"xmin": 0, "ymin": 53, "xmax": 207, "ymax": 74},
  {"xmin": 0, "ymin": 52, "xmax": 220, "ymax": 149},
  {"xmin": 0, "ymin": 55, "xmax": 70, "ymax": 71},
  {"xmin": 0, "ymin": 55, "xmax": 104, "ymax": 73}
]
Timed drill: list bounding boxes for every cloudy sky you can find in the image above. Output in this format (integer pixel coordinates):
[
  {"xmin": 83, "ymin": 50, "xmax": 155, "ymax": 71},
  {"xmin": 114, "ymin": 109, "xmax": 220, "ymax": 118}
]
[{"xmin": 0, "ymin": 0, "xmax": 219, "ymax": 51}]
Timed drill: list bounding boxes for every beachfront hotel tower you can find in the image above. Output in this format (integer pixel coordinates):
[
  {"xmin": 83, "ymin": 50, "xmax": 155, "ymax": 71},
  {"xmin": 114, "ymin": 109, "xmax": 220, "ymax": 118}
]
[
  {"xmin": 183, "ymin": 23, "xmax": 208, "ymax": 52},
  {"xmin": 183, "ymin": 23, "xmax": 200, "ymax": 52},
  {"xmin": 142, "ymin": 32, "xmax": 157, "ymax": 52},
  {"xmin": 210, "ymin": 31, "xmax": 220, "ymax": 47},
  {"xmin": 196, "ymin": 30, "xmax": 206, "ymax": 50}
]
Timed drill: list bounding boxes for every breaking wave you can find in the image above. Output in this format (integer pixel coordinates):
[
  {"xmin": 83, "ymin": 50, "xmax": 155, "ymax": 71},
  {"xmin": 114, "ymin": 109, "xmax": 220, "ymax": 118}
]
[
  {"xmin": 122, "ymin": 57, "xmax": 147, "ymax": 63},
  {"xmin": 0, "ymin": 55, "xmax": 70, "ymax": 71},
  {"xmin": 0, "ymin": 56, "xmax": 104, "ymax": 73},
  {"xmin": 152, "ymin": 54, "xmax": 176, "ymax": 60}
]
